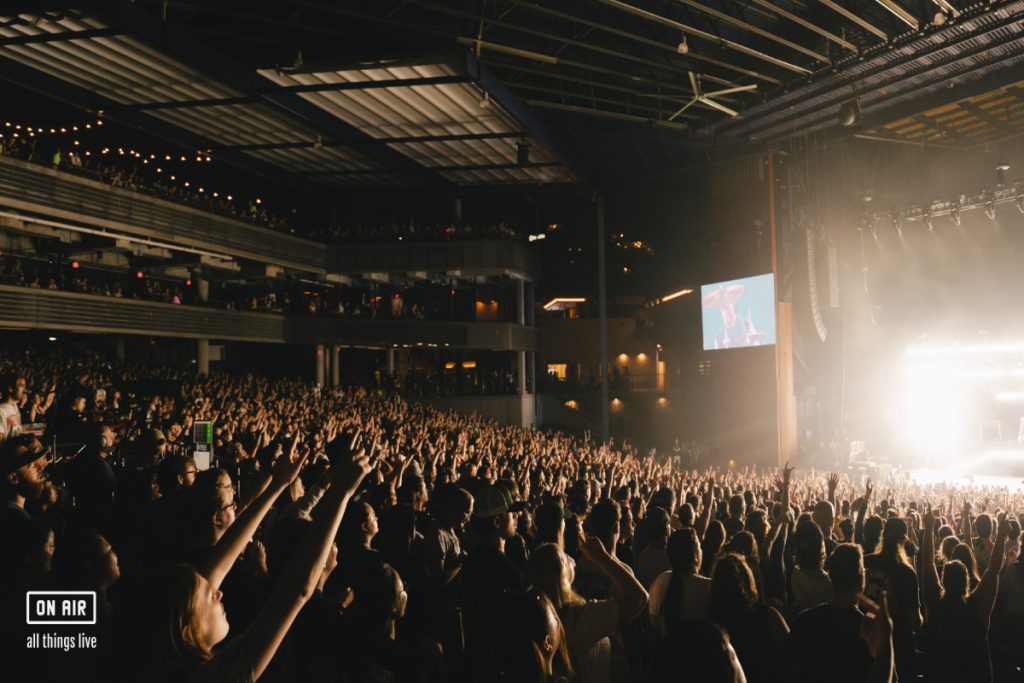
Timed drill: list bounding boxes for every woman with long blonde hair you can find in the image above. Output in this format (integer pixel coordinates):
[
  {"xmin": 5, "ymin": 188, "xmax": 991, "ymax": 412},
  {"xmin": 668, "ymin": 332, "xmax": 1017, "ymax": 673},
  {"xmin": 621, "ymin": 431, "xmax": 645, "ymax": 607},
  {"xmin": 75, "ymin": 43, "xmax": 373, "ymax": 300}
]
[{"xmin": 527, "ymin": 539, "xmax": 647, "ymax": 683}]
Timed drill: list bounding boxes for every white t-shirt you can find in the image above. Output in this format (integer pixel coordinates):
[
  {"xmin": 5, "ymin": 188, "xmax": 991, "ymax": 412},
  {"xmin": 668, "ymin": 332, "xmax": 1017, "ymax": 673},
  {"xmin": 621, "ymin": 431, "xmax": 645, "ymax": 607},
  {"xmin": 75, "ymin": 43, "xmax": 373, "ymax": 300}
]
[
  {"xmin": 0, "ymin": 401, "xmax": 21, "ymax": 439},
  {"xmin": 560, "ymin": 598, "xmax": 619, "ymax": 683},
  {"xmin": 648, "ymin": 570, "xmax": 711, "ymax": 635}
]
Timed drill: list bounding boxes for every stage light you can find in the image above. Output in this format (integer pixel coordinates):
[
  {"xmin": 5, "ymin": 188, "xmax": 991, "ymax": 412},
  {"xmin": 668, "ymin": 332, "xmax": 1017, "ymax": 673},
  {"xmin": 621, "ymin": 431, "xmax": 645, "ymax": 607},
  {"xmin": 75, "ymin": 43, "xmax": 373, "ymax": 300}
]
[
  {"xmin": 838, "ymin": 99, "xmax": 862, "ymax": 127},
  {"xmin": 996, "ymin": 163, "xmax": 1010, "ymax": 187},
  {"xmin": 677, "ymin": 34, "xmax": 689, "ymax": 54},
  {"xmin": 71, "ymin": 261, "xmax": 79, "ymax": 269},
  {"xmin": 48, "ymin": 336, "xmax": 57, "ymax": 342},
  {"xmin": 136, "ymin": 271, "xmax": 144, "ymax": 279}
]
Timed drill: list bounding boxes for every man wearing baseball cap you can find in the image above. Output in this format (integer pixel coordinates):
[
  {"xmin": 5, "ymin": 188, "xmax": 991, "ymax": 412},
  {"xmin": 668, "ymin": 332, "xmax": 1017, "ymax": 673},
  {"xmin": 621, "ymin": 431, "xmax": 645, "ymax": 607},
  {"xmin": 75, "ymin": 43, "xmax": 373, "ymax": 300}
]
[
  {"xmin": 461, "ymin": 484, "xmax": 526, "ymax": 680},
  {"xmin": 0, "ymin": 435, "xmax": 50, "ymax": 585}
]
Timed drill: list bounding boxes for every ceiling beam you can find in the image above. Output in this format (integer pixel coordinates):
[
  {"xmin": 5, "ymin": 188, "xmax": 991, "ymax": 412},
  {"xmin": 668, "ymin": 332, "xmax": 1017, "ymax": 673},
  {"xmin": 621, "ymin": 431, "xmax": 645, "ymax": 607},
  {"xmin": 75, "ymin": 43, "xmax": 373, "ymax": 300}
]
[
  {"xmin": 104, "ymin": 75, "xmax": 470, "ymax": 111},
  {"xmin": 418, "ymin": 0, "xmax": 750, "ymax": 89},
  {"xmin": 671, "ymin": 0, "xmax": 831, "ymax": 63},
  {"xmin": 524, "ymin": 99, "xmax": 692, "ymax": 131},
  {"xmin": 0, "ymin": 28, "xmax": 124, "ymax": 45},
  {"xmin": 213, "ymin": 131, "xmax": 526, "ymax": 152},
  {"xmin": 958, "ymin": 100, "xmax": 1014, "ymax": 134},
  {"xmin": 507, "ymin": 82, "xmax": 702, "ymax": 120},
  {"xmin": 745, "ymin": 0, "xmax": 857, "ymax": 52},
  {"xmin": 500, "ymin": 0, "xmax": 783, "ymax": 85},
  {"xmin": 594, "ymin": 0, "xmax": 812, "ymax": 74},
  {"xmin": 818, "ymin": 0, "xmax": 889, "ymax": 41},
  {"xmin": 291, "ymin": 161, "xmax": 565, "ymax": 177},
  {"xmin": 872, "ymin": 0, "xmax": 920, "ymax": 30}
]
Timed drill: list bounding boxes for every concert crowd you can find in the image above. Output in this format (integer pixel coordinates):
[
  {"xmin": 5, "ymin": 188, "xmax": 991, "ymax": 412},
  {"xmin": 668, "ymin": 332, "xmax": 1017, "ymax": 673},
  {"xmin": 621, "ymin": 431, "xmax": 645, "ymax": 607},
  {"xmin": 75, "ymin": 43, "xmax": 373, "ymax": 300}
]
[{"xmin": 1, "ymin": 344, "xmax": 1023, "ymax": 683}]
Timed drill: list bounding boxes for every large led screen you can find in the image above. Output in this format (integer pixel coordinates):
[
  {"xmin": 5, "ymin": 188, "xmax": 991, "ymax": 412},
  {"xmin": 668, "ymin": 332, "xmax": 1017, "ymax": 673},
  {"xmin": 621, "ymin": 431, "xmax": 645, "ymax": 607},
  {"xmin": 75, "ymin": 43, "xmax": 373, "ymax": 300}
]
[{"xmin": 701, "ymin": 273, "xmax": 776, "ymax": 350}]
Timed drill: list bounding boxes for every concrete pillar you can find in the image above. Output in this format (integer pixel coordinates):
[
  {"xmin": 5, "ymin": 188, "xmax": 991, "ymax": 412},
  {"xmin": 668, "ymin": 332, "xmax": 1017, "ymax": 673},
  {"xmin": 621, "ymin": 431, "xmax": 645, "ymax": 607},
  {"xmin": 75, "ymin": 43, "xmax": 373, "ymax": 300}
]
[
  {"xmin": 315, "ymin": 345, "xmax": 326, "ymax": 386},
  {"xmin": 115, "ymin": 336, "xmax": 126, "ymax": 363},
  {"xmin": 331, "ymin": 345, "xmax": 340, "ymax": 387},
  {"xmin": 386, "ymin": 347, "xmax": 395, "ymax": 377},
  {"xmin": 517, "ymin": 279, "xmax": 527, "ymax": 395},
  {"xmin": 197, "ymin": 338, "xmax": 209, "ymax": 375},
  {"xmin": 196, "ymin": 276, "xmax": 209, "ymax": 304},
  {"xmin": 596, "ymin": 193, "xmax": 610, "ymax": 442}
]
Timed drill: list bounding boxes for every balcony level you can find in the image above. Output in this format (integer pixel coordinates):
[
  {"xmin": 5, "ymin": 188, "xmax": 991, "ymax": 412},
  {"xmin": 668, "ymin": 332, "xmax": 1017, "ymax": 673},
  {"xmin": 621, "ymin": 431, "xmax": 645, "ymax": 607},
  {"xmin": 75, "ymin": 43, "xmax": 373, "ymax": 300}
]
[
  {"xmin": 0, "ymin": 284, "xmax": 540, "ymax": 351},
  {"xmin": 0, "ymin": 155, "xmax": 326, "ymax": 272},
  {"xmin": 328, "ymin": 239, "xmax": 541, "ymax": 283}
]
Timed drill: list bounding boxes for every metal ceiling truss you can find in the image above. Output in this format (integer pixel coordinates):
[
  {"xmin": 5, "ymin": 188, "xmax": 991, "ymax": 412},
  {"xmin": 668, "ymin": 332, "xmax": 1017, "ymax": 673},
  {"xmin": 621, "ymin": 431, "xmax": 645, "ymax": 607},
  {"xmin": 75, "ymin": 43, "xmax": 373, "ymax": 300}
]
[{"xmin": 713, "ymin": 2, "xmax": 1024, "ymax": 142}]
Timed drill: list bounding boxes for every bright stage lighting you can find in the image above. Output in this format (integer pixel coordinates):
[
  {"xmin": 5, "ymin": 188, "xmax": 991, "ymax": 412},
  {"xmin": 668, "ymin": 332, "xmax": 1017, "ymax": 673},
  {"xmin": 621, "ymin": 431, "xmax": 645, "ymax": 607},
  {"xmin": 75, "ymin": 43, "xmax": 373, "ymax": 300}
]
[{"xmin": 899, "ymin": 361, "xmax": 965, "ymax": 454}]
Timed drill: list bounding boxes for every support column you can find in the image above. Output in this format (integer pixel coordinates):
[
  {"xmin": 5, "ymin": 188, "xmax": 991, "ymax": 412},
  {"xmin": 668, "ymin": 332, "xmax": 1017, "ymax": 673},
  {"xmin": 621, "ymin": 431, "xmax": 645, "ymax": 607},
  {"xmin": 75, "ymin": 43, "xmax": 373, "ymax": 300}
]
[
  {"xmin": 517, "ymin": 279, "xmax": 527, "ymax": 396},
  {"xmin": 197, "ymin": 338, "xmax": 209, "ymax": 376},
  {"xmin": 196, "ymin": 275, "xmax": 209, "ymax": 304},
  {"xmin": 526, "ymin": 282, "xmax": 536, "ymax": 395},
  {"xmin": 596, "ymin": 193, "xmax": 610, "ymax": 442},
  {"xmin": 315, "ymin": 345, "xmax": 326, "ymax": 387},
  {"xmin": 386, "ymin": 347, "xmax": 395, "ymax": 377},
  {"xmin": 115, "ymin": 336, "xmax": 126, "ymax": 363},
  {"xmin": 331, "ymin": 345, "xmax": 340, "ymax": 388}
]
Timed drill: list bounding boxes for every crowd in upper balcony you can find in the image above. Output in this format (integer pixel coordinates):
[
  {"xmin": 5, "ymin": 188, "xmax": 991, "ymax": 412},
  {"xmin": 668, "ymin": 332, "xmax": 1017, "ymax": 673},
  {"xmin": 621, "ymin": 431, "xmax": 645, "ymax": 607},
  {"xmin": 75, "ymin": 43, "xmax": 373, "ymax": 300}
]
[
  {"xmin": 1, "ymin": 133, "xmax": 531, "ymax": 246},
  {"xmin": 0, "ymin": 251, "xmax": 519, "ymax": 325}
]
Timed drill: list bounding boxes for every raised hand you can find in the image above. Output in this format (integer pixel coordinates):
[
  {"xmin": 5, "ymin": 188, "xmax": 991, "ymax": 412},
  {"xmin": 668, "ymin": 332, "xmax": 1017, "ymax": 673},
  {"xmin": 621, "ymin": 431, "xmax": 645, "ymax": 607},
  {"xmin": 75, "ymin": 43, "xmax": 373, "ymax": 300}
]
[
  {"xmin": 827, "ymin": 472, "xmax": 840, "ymax": 494},
  {"xmin": 330, "ymin": 449, "xmax": 371, "ymax": 496},
  {"xmin": 271, "ymin": 434, "xmax": 309, "ymax": 489}
]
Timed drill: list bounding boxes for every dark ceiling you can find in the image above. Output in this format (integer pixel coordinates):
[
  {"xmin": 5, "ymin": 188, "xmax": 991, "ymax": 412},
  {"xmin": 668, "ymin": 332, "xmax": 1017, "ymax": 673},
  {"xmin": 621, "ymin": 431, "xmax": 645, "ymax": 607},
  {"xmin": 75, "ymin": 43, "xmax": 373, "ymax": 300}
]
[{"xmin": 3, "ymin": 0, "xmax": 1024, "ymax": 187}]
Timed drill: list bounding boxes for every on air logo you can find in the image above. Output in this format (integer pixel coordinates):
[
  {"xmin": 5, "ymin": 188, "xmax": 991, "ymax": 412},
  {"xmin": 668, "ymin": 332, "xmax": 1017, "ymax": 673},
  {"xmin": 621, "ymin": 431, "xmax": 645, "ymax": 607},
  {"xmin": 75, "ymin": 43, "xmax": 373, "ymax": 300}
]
[{"xmin": 26, "ymin": 591, "xmax": 97, "ymax": 625}]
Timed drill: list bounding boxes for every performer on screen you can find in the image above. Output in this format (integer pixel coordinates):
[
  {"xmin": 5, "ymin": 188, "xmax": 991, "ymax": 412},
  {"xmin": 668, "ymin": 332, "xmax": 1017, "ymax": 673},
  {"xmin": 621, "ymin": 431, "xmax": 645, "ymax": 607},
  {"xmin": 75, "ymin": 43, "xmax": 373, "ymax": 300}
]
[{"xmin": 702, "ymin": 284, "xmax": 767, "ymax": 349}]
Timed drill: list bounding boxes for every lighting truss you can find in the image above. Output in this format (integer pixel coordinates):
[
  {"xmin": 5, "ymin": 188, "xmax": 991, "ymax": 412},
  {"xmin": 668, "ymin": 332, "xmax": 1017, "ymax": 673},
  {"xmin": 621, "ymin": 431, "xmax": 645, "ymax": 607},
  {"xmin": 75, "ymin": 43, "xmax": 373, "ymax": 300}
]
[{"xmin": 668, "ymin": 72, "xmax": 758, "ymax": 120}]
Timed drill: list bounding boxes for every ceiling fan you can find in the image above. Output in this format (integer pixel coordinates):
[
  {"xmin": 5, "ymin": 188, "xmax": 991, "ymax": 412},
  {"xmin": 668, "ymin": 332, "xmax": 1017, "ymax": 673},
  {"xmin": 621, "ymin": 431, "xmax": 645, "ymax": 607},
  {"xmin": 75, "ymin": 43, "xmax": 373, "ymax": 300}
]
[{"xmin": 668, "ymin": 72, "xmax": 758, "ymax": 121}]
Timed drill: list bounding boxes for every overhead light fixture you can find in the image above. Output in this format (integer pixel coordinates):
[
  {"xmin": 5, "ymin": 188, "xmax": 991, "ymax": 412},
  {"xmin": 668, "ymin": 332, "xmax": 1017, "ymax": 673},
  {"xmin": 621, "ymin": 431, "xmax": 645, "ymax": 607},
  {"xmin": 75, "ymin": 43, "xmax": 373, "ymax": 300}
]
[
  {"xmin": 677, "ymin": 34, "xmax": 689, "ymax": 54},
  {"xmin": 657, "ymin": 288, "xmax": 694, "ymax": 304},
  {"xmin": 543, "ymin": 297, "xmax": 586, "ymax": 310},
  {"xmin": 480, "ymin": 93, "xmax": 491, "ymax": 109},
  {"xmin": 996, "ymin": 163, "xmax": 1010, "ymax": 187},
  {"xmin": 932, "ymin": 11, "xmax": 947, "ymax": 26},
  {"xmin": 838, "ymin": 98, "xmax": 862, "ymax": 127}
]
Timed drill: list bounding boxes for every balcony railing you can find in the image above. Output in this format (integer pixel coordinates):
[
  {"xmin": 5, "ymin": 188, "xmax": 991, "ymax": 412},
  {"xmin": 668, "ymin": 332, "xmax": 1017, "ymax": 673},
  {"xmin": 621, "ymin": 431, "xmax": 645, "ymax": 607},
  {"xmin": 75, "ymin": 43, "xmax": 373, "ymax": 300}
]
[
  {"xmin": 0, "ymin": 284, "xmax": 541, "ymax": 350},
  {"xmin": 0, "ymin": 155, "xmax": 326, "ymax": 272},
  {"xmin": 328, "ymin": 239, "xmax": 541, "ymax": 281}
]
